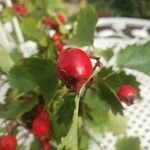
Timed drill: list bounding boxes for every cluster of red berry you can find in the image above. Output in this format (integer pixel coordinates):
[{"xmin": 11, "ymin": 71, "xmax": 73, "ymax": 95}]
[
  {"xmin": 0, "ymin": 105, "xmax": 52, "ymax": 150},
  {"xmin": 56, "ymin": 48, "xmax": 137, "ymax": 104},
  {"xmin": 32, "ymin": 105, "xmax": 52, "ymax": 150},
  {"xmin": 11, "ymin": 3, "xmax": 66, "ymax": 56},
  {"xmin": 42, "ymin": 14, "xmax": 66, "ymax": 55}
]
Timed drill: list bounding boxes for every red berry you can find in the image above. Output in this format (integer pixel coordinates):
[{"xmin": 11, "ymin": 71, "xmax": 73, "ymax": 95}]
[
  {"xmin": 51, "ymin": 33, "xmax": 60, "ymax": 42},
  {"xmin": 55, "ymin": 42, "xmax": 64, "ymax": 55},
  {"xmin": 0, "ymin": 134, "xmax": 17, "ymax": 150},
  {"xmin": 32, "ymin": 117, "xmax": 51, "ymax": 138},
  {"xmin": 12, "ymin": 4, "xmax": 26, "ymax": 16},
  {"xmin": 116, "ymin": 84, "xmax": 137, "ymax": 105},
  {"xmin": 56, "ymin": 48, "xmax": 93, "ymax": 91},
  {"xmin": 41, "ymin": 140, "xmax": 52, "ymax": 150},
  {"xmin": 36, "ymin": 105, "xmax": 48, "ymax": 119},
  {"xmin": 57, "ymin": 14, "xmax": 66, "ymax": 24},
  {"xmin": 42, "ymin": 17, "xmax": 57, "ymax": 28}
]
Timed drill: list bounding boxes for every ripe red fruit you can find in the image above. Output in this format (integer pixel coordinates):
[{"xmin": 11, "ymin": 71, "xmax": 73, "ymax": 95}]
[
  {"xmin": 36, "ymin": 105, "xmax": 48, "ymax": 119},
  {"xmin": 56, "ymin": 48, "xmax": 93, "ymax": 91},
  {"xmin": 32, "ymin": 117, "xmax": 51, "ymax": 137},
  {"xmin": 41, "ymin": 140, "xmax": 52, "ymax": 150},
  {"xmin": 0, "ymin": 134, "xmax": 17, "ymax": 150},
  {"xmin": 12, "ymin": 4, "xmax": 26, "ymax": 16},
  {"xmin": 116, "ymin": 84, "xmax": 137, "ymax": 105},
  {"xmin": 55, "ymin": 42, "xmax": 64, "ymax": 55},
  {"xmin": 57, "ymin": 14, "xmax": 66, "ymax": 24},
  {"xmin": 51, "ymin": 33, "xmax": 60, "ymax": 42},
  {"xmin": 42, "ymin": 17, "xmax": 57, "ymax": 28}
]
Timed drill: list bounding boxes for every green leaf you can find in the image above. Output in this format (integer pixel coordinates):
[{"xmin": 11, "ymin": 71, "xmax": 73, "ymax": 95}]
[
  {"xmin": 97, "ymin": 79, "xmax": 124, "ymax": 115},
  {"xmin": 99, "ymin": 67, "xmax": 141, "ymax": 98},
  {"xmin": 85, "ymin": 88, "xmax": 109, "ymax": 113},
  {"xmin": 58, "ymin": 95, "xmax": 80, "ymax": 150},
  {"xmin": 20, "ymin": 18, "xmax": 37, "ymax": 39},
  {"xmin": 9, "ymin": 65, "xmax": 35, "ymax": 93},
  {"xmin": 30, "ymin": 138, "xmax": 43, "ymax": 150},
  {"xmin": 51, "ymin": 114, "xmax": 71, "ymax": 143},
  {"xmin": 85, "ymin": 108, "xmax": 109, "ymax": 132},
  {"xmin": 0, "ymin": 47, "xmax": 15, "ymax": 73},
  {"xmin": 21, "ymin": 18, "xmax": 47, "ymax": 44},
  {"xmin": 95, "ymin": 47, "xmax": 114, "ymax": 61},
  {"xmin": 108, "ymin": 113, "xmax": 127, "ymax": 134},
  {"xmin": 10, "ymin": 50, "xmax": 22, "ymax": 63},
  {"xmin": 116, "ymin": 137, "xmax": 141, "ymax": 150},
  {"xmin": 116, "ymin": 42, "xmax": 150, "ymax": 75},
  {"xmin": 9, "ymin": 58, "xmax": 58, "ymax": 104},
  {"xmin": 0, "ymin": 96, "xmax": 38, "ymax": 119},
  {"xmin": 22, "ymin": 58, "xmax": 58, "ymax": 103},
  {"xmin": 57, "ymin": 93, "xmax": 76, "ymax": 125},
  {"xmin": 69, "ymin": 5, "xmax": 98, "ymax": 46},
  {"xmin": 79, "ymin": 132, "xmax": 90, "ymax": 150}
]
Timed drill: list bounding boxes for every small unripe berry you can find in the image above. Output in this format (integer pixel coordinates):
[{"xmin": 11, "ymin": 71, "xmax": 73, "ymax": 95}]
[
  {"xmin": 116, "ymin": 84, "xmax": 137, "ymax": 105},
  {"xmin": 32, "ymin": 117, "xmax": 51, "ymax": 138},
  {"xmin": 56, "ymin": 48, "xmax": 93, "ymax": 91},
  {"xmin": 0, "ymin": 134, "xmax": 17, "ymax": 150},
  {"xmin": 41, "ymin": 140, "xmax": 52, "ymax": 150},
  {"xmin": 51, "ymin": 33, "xmax": 60, "ymax": 42},
  {"xmin": 12, "ymin": 4, "xmax": 26, "ymax": 16}
]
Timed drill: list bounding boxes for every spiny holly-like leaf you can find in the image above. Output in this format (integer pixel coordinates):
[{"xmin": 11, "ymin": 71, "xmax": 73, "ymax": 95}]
[
  {"xmin": 98, "ymin": 67, "xmax": 141, "ymax": 98},
  {"xmin": 97, "ymin": 79, "xmax": 124, "ymax": 115},
  {"xmin": 91, "ymin": 67, "xmax": 140, "ymax": 115},
  {"xmin": 30, "ymin": 138, "xmax": 42, "ymax": 150},
  {"xmin": 0, "ymin": 47, "xmax": 15, "ymax": 73},
  {"xmin": 85, "ymin": 87, "xmax": 109, "ymax": 113},
  {"xmin": 69, "ymin": 5, "xmax": 98, "ymax": 46},
  {"xmin": 116, "ymin": 42, "xmax": 150, "ymax": 75},
  {"xmin": 9, "ymin": 58, "xmax": 58, "ymax": 104},
  {"xmin": 115, "ymin": 137, "xmax": 141, "ymax": 150},
  {"xmin": 57, "ymin": 93, "xmax": 76, "ymax": 124},
  {"xmin": 58, "ymin": 95, "xmax": 80, "ymax": 150},
  {"xmin": 0, "ymin": 96, "xmax": 38, "ymax": 119}
]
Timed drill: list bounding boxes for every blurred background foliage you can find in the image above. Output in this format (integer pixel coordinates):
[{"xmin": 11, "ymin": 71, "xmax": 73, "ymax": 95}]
[
  {"xmin": 64, "ymin": 0, "xmax": 150, "ymax": 18},
  {"xmin": 12, "ymin": 0, "xmax": 150, "ymax": 18}
]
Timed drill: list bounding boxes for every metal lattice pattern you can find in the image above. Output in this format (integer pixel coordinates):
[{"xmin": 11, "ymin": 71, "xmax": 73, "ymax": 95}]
[{"xmin": 89, "ymin": 17, "xmax": 150, "ymax": 150}]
